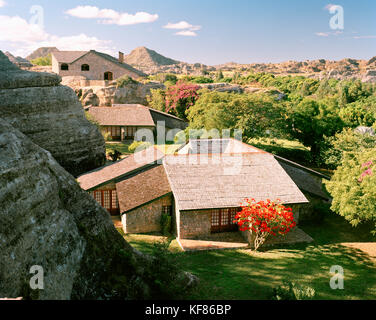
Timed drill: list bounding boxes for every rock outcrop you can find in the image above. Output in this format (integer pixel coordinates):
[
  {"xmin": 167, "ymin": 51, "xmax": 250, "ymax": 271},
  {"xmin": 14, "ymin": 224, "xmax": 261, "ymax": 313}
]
[
  {"xmin": 0, "ymin": 51, "xmax": 106, "ymax": 176},
  {"xmin": 73, "ymin": 81, "xmax": 165, "ymax": 107},
  {"xmin": 0, "ymin": 118, "xmax": 195, "ymax": 299}
]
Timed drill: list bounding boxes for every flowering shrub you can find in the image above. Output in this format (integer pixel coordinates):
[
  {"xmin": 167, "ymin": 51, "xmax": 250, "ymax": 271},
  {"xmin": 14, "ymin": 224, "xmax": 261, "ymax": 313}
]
[
  {"xmin": 234, "ymin": 199, "xmax": 296, "ymax": 251},
  {"xmin": 358, "ymin": 160, "xmax": 374, "ymax": 182},
  {"xmin": 165, "ymin": 81, "xmax": 200, "ymax": 120}
]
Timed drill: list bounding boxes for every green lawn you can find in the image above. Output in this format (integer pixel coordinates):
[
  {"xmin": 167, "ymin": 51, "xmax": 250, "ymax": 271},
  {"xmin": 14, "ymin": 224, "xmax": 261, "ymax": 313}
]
[
  {"xmin": 106, "ymin": 142, "xmax": 132, "ymax": 156},
  {"xmin": 121, "ymin": 212, "xmax": 376, "ymax": 300}
]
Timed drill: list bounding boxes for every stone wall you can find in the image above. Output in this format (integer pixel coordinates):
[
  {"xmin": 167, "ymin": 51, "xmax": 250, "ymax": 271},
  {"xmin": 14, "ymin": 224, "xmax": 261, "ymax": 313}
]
[
  {"xmin": 122, "ymin": 195, "xmax": 172, "ymax": 234},
  {"xmin": 53, "ymin": 51, "xmax": 142, "ymax": 80},
  {"xmin": 179, "ymin": 210, "xmax": 212, "ymax": 239}
]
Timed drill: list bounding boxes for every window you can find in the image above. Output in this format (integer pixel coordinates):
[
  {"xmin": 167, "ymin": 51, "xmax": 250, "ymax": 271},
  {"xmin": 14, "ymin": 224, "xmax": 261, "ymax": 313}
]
[
  {"xmin": 162, "ymin": 205, "xmax": 172, "ymax": 216},
  {"xmin": 89, "ymin": 190, "xmax": 120, "ymax": 215},
  {"xmin": 125, "ymin": 126, "xmax": 137, "ymax": 139},
  {"xmin": 211, "ymin": 208, "xmax": 240, "ymax": 233},
  {"xmin": 61, "ymin": 63, "xmax": 69, "ymax": 71},
  {"xmin": 104, "ymin": 126, "xmax": 121, "ymax": 140},
  {"xmin": 81, "ymin": 64, "xmax": 90, "ymax": 71}
]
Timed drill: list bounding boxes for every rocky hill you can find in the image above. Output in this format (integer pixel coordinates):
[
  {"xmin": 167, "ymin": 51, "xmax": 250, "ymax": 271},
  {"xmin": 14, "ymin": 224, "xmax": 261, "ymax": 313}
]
[
  {"xmin": 125, "ymin": 46, "xmax": 179, "ymax": 68},
  {"xmin": 26, "ymin": 47, "xmax": 59, "ymax": 61},
  {"xmin": 215, "ymin": 57, "xmax": 376, "ymax": 82},
  {"xmin": 4, "ymin": 51, "xmax": 33, "ymax": 68}
]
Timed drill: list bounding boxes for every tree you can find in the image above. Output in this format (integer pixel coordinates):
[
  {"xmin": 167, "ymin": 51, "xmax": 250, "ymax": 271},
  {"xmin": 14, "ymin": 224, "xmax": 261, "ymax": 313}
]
[
  {"xmin": 215, "ymin": 70, "xmax": 224, "ymax": 82},
  {"xmin": 319, "ymin": 128, "xmax": 376, "ymax": 169},
  {"xmin": 165, "ymin": 81, "xmax": 200, "ymax": 120},
  {"xmin": 325, "ymin": 148, "xmax": 376, "ymax": 233},
  {"xmin": 234, "ymin": 199, "xmax": 297, "ymax": 251},
  {"xmin": 286, "ymin": 98, "xmax": 344, "ymax": 160},
  {"xmin": 187, "ymin": 90, "xmax": 285, "ymax": 139},
  {"xmin": 339, "ymin": 97, "xmax": 376, "ymax": 128}
]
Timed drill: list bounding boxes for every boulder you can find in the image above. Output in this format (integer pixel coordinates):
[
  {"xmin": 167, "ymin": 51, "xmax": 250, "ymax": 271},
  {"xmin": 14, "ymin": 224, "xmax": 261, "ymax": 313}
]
[
  {"xmin": 0, "ymin": 118, "xmax": 195, "ymax": 299},
  {"xmin": 0, "ymin": 51, "xmax": 105, "ymax": 176}
]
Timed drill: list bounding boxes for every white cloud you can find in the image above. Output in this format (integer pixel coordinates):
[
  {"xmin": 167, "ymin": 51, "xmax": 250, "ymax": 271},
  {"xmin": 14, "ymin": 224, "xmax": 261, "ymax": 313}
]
[
  {"xmin": 324, "ymin": 4, "xmax": 337, "ymax": 11},
  {"xmin": 315, "ymin": 30, "xmax": 343, "ymax": 37},
  {"xmin": 163, "ymin": 21, "xmax": 201, "ymax": 31},
  {"xmin": 65, "ymin": 6, "xmax": 158, "ymax": 26},
  {"xmin": 164, "ymin": 20, "xmax": 202, "ymax": 37},
  {"xmin": 353, "ymin": 35, "xmax": 376, "ymax": 39},
  {"xmin": 0, "ymin": 15, "xmax": 49, "ymax": 43},
  {"xmin": 175, "ymin": 30, "xmax": 198, "ymax": 37},
  {"xmin": 315, "ymin": 32, "xmax": 329, "ymax": 37},
  {"xmin": 0, "ymin": 15, "xmax": 114, "ymax": 57},
  {"xmin": 0, "ymin": 0, "xmax": 6, "ymax": 8}
]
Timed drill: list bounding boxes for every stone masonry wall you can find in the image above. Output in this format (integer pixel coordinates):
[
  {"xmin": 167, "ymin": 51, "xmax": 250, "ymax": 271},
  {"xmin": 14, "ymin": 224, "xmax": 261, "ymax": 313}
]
[
  {"xmin": 53, "ymin": 51, "xmax": 142, "ymax": 80},
  {"xmin": 122, "ymin": 195, "xmax": 172, "ymax": 234},
  {"xmin": 179, "ymin": 210, "xmax": 212, "ymax": 239}
]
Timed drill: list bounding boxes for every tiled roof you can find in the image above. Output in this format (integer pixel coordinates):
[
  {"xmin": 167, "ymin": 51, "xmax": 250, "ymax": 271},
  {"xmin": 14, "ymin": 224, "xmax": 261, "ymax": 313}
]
[
  {"xmin": 77, "ymin": 147, "xmax": 165, "ymax": 190},
  {"xmin": 52, "ymin": 51, "xmax": 87, "ymax": 63},
  {"xmin": 116, "ymin": 165, "xmax": 172, "ymax": 213},
  {"xmin": 178, "ymin": 139, "xmax": 265, "ymax": 155},
  {"xmin": 277, "ymin": 160, "xmax": 330, "ymax": 200},
  {"xmin": 87, "ymin": 105, "xmax": 156, "ymax": 127},
  {"xmin": 163, "ymin": 153, "xmax": 308, "ymax": 211}
]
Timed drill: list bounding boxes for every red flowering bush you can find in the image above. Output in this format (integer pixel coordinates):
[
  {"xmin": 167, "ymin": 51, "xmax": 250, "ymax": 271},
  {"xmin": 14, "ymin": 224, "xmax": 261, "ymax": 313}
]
[
  {"xmin": 234, "ymin": 199, "xmax": 296, "ymax": 251},
  {"xmin": 165, "ymin": 81, "xmax": 200, "ymax": 120}
]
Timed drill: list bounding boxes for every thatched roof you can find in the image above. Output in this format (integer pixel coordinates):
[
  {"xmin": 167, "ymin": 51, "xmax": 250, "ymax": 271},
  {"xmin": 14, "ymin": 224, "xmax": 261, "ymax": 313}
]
[
  {"xmin": 116, "ymin": 165, "xmax": 172, "ymax": 213},
  {"xmin": 163, "ymin": 153, "xmax": 308, "ymax": 211}
]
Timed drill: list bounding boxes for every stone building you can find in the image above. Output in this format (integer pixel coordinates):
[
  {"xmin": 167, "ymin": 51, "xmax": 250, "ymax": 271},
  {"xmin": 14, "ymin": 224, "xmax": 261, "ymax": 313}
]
[
  {"xmin": 86, "ymin": 104, "xmax": 188, "ymax": 141},
  {"xmin": 51, "ymin": 50, "xmax": 146, "ymax": 80},
  {"xmin": 77, "ymin": 139, "xmax": 330, "ymax": 239}
]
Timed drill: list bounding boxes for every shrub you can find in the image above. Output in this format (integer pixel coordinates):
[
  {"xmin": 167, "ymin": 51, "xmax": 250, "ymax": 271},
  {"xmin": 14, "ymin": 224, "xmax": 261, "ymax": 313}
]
[
  {"xmin": 325, "ymin": 148, "xmax": 376, "ymax": 233},
  {"xmin": 128, "ymin": 141, "xmax": 152, "ymax": 153},
  {"xmin": 103, "ymin": 132, "xmax": 113, "ymax": 142},
  {"xmin": 116, "ymin": 75, "xmax": 138, "ymax": 88},
  {"xmin": 31, "ymin": 54, "xmax": 52, "ymax": 66},
  {"xmin": 271, "ymin": 282, "xmax": 315, "ymax": 300},
  {"xmin": 234, "ymin": 199, "xmax": 297, "ymax": 251},
  {"xmin": 108, "ymin": 150, "xmax": 122, "ymax": 162}
]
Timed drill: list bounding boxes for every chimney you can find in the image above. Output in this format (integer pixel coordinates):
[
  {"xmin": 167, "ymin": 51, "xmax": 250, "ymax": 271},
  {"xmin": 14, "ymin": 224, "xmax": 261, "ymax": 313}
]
[{"xmin": 118, "ymin": 51, "xmax": 124, "ymax": 63}]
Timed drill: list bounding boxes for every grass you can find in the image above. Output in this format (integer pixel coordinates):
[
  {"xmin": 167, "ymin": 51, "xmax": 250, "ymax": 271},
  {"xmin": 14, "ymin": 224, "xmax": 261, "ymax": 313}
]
[
  {"xmin": 106, "ymin": 142, "xmax": 132, "ymax": 156},
  {"xmin": 106, "ymin": 142, "xmax": 181, "ymax": 157},
  {"xmin": 121, "ymin": 212, "xmax": 376, "ymax": 300}
]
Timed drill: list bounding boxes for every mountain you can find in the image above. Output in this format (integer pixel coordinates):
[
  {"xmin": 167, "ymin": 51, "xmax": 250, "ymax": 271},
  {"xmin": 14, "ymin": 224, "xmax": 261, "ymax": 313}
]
[
  {"xmin": 26, "ymin": 47, "xmax": 59, "ymax": 61},
  {"xmin": 4, "ymin": 51, "xmax": 33, "ymax": 68},
  {"xmin": 125, "ymin": 46, "xmax": 179, "ymax": 68}
]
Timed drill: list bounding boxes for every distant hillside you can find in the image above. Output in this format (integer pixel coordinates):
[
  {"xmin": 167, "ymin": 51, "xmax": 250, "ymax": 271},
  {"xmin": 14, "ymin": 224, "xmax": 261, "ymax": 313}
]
[
  {"xmin": 26, "ymin": 47, "xmax": 59, "ymax": 61},
  {"xmin": 125, "ymin": 47, "xmax": 179, "ymax": 68},
  {"xmin": 4, "ymin": 51, "xmax": 33, "ymax": 68},
  {"xmin": 215, "ymin": 56, "xmax": 376, "ymax": 82}
]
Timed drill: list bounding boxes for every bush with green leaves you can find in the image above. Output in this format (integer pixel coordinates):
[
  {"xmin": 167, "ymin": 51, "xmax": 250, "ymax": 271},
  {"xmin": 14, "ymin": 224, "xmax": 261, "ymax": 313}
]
[
  {"xmin": 325, "ymin": 148, "xmax": 376, "ymax": 233},
  {"xmin": 128, "ymin": 141, "xmax": 152, "ymax": 153},
  {"xmin": 319, "ymin": 128, "xmax": 376, "ymax": 169},
  {"xmin": 31, "ymin": 54, "xmax": 52, "ymax": 66},
  {"xmin": 116, "ymin": 75, "xmax": 138, "ymax": 88},
  {"xmin": 271, "ymin": 282, "xmax": 315, "ymax": 300},
  {"xmin": 339, "ymin": 96, "xmax": 376, "ymax": 128}
]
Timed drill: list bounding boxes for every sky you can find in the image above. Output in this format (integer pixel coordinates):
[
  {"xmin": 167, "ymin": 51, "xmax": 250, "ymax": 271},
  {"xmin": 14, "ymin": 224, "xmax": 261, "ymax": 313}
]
[{"xmin": 0, "ymin": 0, "xmax": 375, "ymax": 65}]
